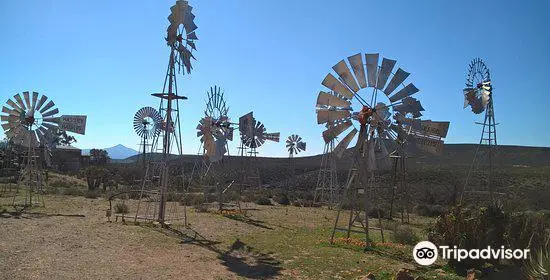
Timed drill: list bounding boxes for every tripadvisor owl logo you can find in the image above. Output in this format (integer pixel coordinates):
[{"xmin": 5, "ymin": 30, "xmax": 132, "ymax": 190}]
[
  {"xmin": 412, "ymin": 241, "xmax": 530, "ymax": 266},
  {"xmin": 413, "ymin": 241, "xmax": 438, "ymax": 266}
]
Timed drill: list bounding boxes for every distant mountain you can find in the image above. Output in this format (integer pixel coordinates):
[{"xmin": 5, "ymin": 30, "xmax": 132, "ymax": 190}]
[{"xmin": 82, "ymin": 144, "xmax": 139, "ymax": 160}]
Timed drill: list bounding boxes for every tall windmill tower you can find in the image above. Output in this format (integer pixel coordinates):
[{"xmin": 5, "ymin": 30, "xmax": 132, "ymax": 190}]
[
  {"xmin": 460, "ymin": 58, "xmax": 498, "ymax": 204},
  {"xmin": 314, "ymin": 100, "xmax": 341, "ymax": 205},
  {"xmin": 1, "ymin": 92, "xmax": 86, "ymax": 207},
  {"xmin": 312, "ymin": 52, "xmax": 449, "ymax": 243},
  {"xmin": 148, "ymin": 0, "xmax": 198, "ymax": 224}
]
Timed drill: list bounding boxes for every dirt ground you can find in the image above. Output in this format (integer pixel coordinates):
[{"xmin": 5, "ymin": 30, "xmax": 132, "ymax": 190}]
[{"xmin": 0, "ymin": 195, "xmax": 339, "ymax": 280}]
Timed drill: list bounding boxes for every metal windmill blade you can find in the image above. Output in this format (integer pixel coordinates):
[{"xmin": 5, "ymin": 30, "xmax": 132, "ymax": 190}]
[
  {"xmin": 316, "ymin": 51, "xmax": 450, "ymax": 173},
  {"xmin": 167, "ymin": 0, "xmax": 198, "ymax": 75},
  {"xmin": 1, "ymin": 92, "xmax": 60, "ymax": 148},
  {"xmin": 133, "ymin": 107, "xmax": 163, "ymax": 140},
  {"xmin": 463, "ymin": 58, "xmax": 492, "ymax": 114},
  {"xmin": 196, "ymin": 116, "xmax": 230, "ymax": 163},
  {"xmin": 286, "ymin": 134, "xmax": 306, "ymax": 157},
  {"xmin": 205, "ymin": 85, "xmax": 229, "ymax": 119}
]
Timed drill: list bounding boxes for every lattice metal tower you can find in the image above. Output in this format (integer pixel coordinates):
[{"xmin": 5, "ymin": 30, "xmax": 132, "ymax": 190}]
[{"xmin": 460, "ymin": 58, "xmax": 498, "ymax": 203}]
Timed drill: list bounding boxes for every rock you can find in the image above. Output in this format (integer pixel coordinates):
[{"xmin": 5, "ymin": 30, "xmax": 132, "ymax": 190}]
[
  {"xmin": 395, "ymin": 268, "xmax": 414, "ymax": 280},
  {"xmin": 0, "ymin": 213, "xmax": 11, "ymax": 218},
  {"xmin": 465, "ymin": 268, "xmax": 481, "ymax": 280}
]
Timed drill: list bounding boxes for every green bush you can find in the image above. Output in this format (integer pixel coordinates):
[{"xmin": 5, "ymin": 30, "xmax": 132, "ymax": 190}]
[
  {"xmin": 414, "ymin": 204, "xmax": 445, "ymax": 217},
  {"xmin": 392, "ymin": 225, "xmax": 419, "ymax": 245},
  {"xmin": 114, "ymin": 203, "xmax": 129, "ymax": 214},
  {"xmin": 85, "ymin": 190, "xmax": 100, "ymax": 199},
  {"xmin": 368, "ymin": 207, "xmax": 387, "ymax": 219},
  {"xmin": 62, "ymin": 187, "xmax": 85, "ymax": 196},
  {"xmin": 275, "ymin": 193, "xmax": 290, "ymax": 205},
  {"xmin": 256, "ymin": 196, "xmax": 272, "ymax": 205}
]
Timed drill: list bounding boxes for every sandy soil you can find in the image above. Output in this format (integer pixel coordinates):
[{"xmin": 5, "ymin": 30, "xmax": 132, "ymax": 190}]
[{"xmin": 0, "ymin": 195, "xmax": 270, "ymax": 280}]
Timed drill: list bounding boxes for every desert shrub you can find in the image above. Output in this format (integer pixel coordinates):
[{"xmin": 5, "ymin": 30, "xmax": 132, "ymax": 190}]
[
  {"xmin": 62, "ymin": 187, "xmax": 85, "ymax": 196},
  {"xmin": 194, "ymin": 204, "xmax": 208, "ymax": 213},
  {"xmin": 414, "ymin": 204, "xmax": 445, "ymax": 217},
  {"xmin": 114, "ymin": 203, "xmax": 129, "ymax": 214},
  {"xmin": 368, "ymin": 207, "xmax": 387, "ymax": 219},
  {"xmin": 49, "ymin": 178, "xmax": 73, "ymax": 188},
  {"xmin": 85, "ymin": 190, "xmax": 100, "ymax": 199},
  {"xmin": 393, "ymin": 225, "xmax": 419, "ymax": 245},
  {"xmin": 166, "ymin": 192, "xmax": 183, "ymax": 202},
  {"xmin": 275, "ymin": 193, "xmax": 290, "ymax": 205},
  {"xmin": 256, "ymin": 196, "xmax": 272, "ymax": 206},
  {"xmin": 181, "ymin": 193, "xmax": 204, "ymax": 206},
  {"xmin": 428, "ymin": 203, "xmax": 550, "ymax": 275}
]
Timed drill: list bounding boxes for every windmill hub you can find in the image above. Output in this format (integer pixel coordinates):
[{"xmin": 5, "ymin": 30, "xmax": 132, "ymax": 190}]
[{"xmin": 23, "ymin": 114, "xmax": 36, "ymax": 126}]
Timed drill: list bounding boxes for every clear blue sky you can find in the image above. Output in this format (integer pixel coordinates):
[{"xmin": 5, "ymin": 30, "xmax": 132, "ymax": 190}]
[{"xmin": 1, "ymin": 0, "xmax": 548, "ymax": 157}]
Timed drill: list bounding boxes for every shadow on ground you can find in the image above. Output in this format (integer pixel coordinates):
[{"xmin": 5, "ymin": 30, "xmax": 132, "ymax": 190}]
[
  {"xmin": 218, "ymin": 239, "xmax": 282, "ymax": 279},
  {"xmin": 222, "ymin": 214, "xmax": 274, "ymax": 230},
  {"xmin": 163, "ymin": 225, "xmax": 282, "ymax": 279}
]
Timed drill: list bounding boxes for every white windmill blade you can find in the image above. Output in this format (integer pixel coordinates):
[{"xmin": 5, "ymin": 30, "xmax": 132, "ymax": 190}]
[
  {"xmin": 316, "ymin": 91, "xmax": 351, "ymax": 108},
  {"xmin": 332, "ymin": 60, "xmax": 360, "ymax": 93},
  {"xmin": 321, "ymin": 73, "xmax": 354, "ymax": 99},
  {"xmin": 389, "ymin": 83, "xmax": 419, "ymax": 103},
  {"xmin": 316, "ymin": 109, "xmax": 351, "ymax": 124},
  {"xmin": 347, "ymin": 53, "xmax": 367, "ymax": 89},
  {"xmin": 383, "ymin": 68, "xmax": 410, "ymax": 96},
  {"xmin": 376, "ymin": 58, "xmax": 396, "ymax": 90},
  {"xmin": 333, "ymin": 128, "xmax": 357, "ymax": 158},
  {"xmin": 322, "ymin": 120, "xmax": 352, "ymax": 143},
  {"xmin": 365, "ymin": 53, "xmax": 379, "ymax": 87}
]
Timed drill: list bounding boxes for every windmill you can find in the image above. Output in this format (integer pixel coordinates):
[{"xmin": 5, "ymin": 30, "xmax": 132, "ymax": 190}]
[
  {"xmin": 314, "ymin": 52, "xmax": 450, "ymax": 243},
  {"xmin": 137, "ymin": 0, "xmax": 198, "ymax": 225},
  {"xmin": 285, "ymin": 134, "xmax": 306, "ymax": 194},
  {"xmin": 133, "ymin": 107, "xmax": 163, "ymax": 168},
  {"xmin": 460, "ymin": 58, "xmax": 498, "ymax": 204},
  {"xmin": 286, "ymin": 134, "xmax": 306, "ymax": 158},
  {"xmin": 239, "ymin": 113, "xmax": 280, "ymax": 157},
  {"xmin": 1, "ymin": 91, "xmax": 86, "ymax": 207},
  {"xmin": 195, "ymin": 86, "xmax": 232, "ymax": 165},
  {"xmin": 237, "ymin": 112, "xmax": 279, "ymax": 188}
]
